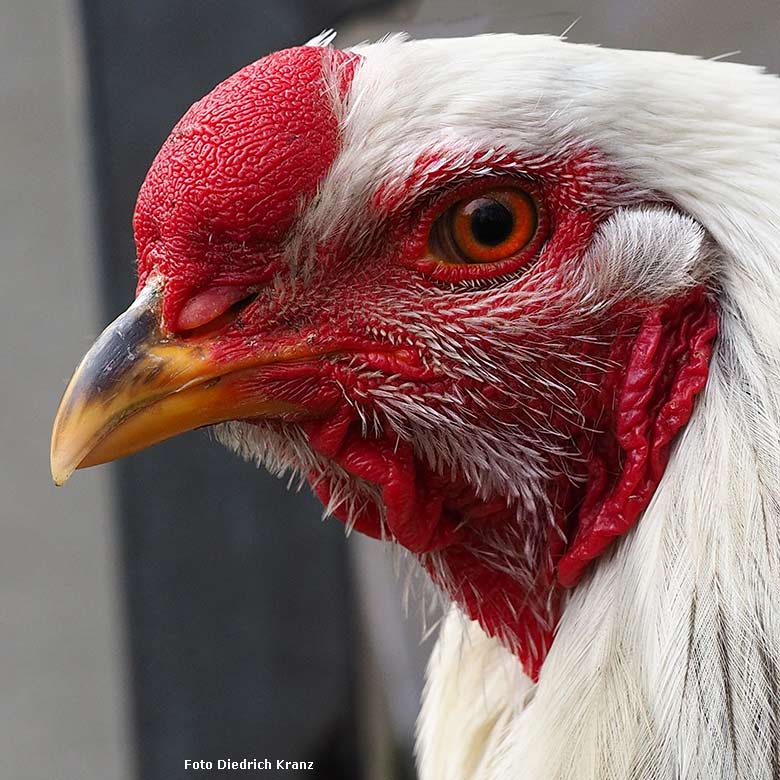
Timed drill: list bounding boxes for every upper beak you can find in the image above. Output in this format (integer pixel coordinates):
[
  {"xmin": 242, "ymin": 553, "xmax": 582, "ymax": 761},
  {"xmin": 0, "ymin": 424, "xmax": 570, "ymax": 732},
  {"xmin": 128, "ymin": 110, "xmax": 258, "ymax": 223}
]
[{"xmin": 50, "ymin": 282, "xmax": 301, "ymax": 485}]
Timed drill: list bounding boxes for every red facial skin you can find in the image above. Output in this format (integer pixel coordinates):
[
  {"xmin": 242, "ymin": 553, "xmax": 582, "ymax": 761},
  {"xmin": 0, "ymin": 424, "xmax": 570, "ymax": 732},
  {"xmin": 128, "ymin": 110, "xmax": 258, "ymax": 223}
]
[
  {"xmin": 134, "ymin": 46, "xmax": 718, "ymax": 680},
  {"xmin": 134, "ymin": 46, "xmax": 359, "ymax": 326}
]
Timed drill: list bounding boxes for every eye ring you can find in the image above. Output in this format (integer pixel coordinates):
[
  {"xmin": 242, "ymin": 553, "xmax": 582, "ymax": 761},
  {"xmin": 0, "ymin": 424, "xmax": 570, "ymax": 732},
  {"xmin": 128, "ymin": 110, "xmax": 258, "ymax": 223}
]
[{"xmin": 429, "ymin": 187, "xmax": 538, "ymax": 265}]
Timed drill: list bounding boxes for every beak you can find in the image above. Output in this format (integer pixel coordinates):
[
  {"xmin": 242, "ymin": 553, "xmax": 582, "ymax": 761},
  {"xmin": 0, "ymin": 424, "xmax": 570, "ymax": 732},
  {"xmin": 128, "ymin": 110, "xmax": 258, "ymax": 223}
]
[{"xmin": 50, "ymin": 282, "xmax": 300, "ymax": 485}]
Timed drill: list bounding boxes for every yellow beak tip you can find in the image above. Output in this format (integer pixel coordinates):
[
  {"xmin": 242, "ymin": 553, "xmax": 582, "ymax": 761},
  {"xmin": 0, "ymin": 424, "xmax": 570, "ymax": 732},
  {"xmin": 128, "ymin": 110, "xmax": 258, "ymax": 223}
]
[{"xmin": 50, "ymin": 452, "xmax": 76, "ymax": 486}]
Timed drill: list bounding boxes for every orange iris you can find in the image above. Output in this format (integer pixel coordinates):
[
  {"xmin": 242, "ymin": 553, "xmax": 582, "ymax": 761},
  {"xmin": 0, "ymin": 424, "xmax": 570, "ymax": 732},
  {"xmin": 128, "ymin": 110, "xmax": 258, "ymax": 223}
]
[{"xmin": 429, "ymin": 187, "xmax": 538, "ymax": 265}]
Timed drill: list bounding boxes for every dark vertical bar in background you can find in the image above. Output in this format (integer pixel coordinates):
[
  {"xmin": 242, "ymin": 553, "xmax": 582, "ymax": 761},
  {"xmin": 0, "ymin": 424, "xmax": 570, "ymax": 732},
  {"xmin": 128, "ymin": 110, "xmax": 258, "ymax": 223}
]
[{"xmin": 78, "ymin": 2, "xmax": 381, "ymax": 777}]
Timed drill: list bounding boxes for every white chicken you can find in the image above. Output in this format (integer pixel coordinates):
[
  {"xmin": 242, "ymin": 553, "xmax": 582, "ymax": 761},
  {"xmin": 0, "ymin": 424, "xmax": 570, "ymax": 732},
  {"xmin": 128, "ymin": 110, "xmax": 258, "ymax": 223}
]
[{"xmin": 51, "ymin": 34, "xmax": 780, "ymax": 779}]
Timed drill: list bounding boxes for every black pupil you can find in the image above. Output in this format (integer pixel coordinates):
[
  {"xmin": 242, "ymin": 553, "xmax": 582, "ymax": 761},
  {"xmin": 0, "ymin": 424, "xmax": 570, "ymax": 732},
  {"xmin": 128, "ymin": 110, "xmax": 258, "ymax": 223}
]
[{"xmin": 469, "ymin": 199, "xmax": 514, "ymax": 246}]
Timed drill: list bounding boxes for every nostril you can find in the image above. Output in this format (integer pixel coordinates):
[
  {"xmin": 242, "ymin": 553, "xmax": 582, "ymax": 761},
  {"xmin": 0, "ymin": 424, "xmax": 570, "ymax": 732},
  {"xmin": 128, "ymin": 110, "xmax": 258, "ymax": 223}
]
[{"xmin": 176, "ymin": 285, "xmax": 257, "ymax": 332}]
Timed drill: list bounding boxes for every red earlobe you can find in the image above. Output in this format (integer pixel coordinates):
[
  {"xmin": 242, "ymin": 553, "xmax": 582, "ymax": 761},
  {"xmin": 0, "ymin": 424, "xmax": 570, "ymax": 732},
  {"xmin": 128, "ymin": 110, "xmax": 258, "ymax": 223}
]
[{"xmin": 557, "ymin": 287, "xmax": 719, "ymax": 587}]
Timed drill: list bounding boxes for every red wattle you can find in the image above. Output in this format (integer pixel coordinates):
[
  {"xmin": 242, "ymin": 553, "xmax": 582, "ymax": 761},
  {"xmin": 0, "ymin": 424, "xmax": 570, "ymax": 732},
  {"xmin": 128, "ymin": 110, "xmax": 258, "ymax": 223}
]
[
  {"xmin": 305, "ymin": 413, "xmax": 462, "ymax": 552},
  {"xmin": 305, "ymin": 287, "xmax": 718, "ymax": 681}
]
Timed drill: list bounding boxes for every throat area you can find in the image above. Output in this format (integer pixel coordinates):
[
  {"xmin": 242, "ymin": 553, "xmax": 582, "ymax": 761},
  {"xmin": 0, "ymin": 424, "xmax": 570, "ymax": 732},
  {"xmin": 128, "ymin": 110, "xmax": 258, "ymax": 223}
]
[
  {"xmin": 297, "ymin": 288, "xmax": 718, "ymax": 679},
  {"xmin": 302, "ymin": 407, "xmax": 587, "ymax": 679}
]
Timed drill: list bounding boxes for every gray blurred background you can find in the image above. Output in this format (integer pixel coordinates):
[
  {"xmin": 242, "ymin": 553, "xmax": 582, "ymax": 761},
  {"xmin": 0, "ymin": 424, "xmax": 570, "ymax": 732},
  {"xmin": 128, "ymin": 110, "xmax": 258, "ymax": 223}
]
[{"xmin": 2, "ymin": 1, "xmax": 778, "ymax": 778}]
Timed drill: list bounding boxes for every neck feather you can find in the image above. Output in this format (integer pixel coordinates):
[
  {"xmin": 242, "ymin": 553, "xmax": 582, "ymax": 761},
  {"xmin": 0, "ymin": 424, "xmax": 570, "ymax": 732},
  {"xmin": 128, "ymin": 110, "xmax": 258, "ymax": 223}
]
[{"xmin": 419, "ymin": 240, "xmax": 780, "ymax": 779}]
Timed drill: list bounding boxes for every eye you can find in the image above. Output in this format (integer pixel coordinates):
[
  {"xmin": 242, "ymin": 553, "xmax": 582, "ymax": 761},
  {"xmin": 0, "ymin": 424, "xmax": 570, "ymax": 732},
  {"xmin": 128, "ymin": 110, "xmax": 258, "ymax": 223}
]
[{"xmin": 428, "ymin": 187, "xmax": 538, "ymax": 264}]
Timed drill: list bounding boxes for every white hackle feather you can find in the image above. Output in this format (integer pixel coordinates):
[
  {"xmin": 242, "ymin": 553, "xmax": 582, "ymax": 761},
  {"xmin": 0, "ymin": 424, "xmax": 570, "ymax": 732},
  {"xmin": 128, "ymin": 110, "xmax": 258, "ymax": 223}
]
[{"xmin": 216, "ymin": 34, "xmax": 780, "ymax": 779}]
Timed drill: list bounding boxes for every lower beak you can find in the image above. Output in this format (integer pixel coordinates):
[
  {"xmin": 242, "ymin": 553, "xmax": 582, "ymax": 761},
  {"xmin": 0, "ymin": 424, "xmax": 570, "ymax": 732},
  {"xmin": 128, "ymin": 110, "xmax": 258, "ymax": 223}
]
[{"xmin": 50, "ymin": 283, "xmax": 300, "ymax": 485}]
